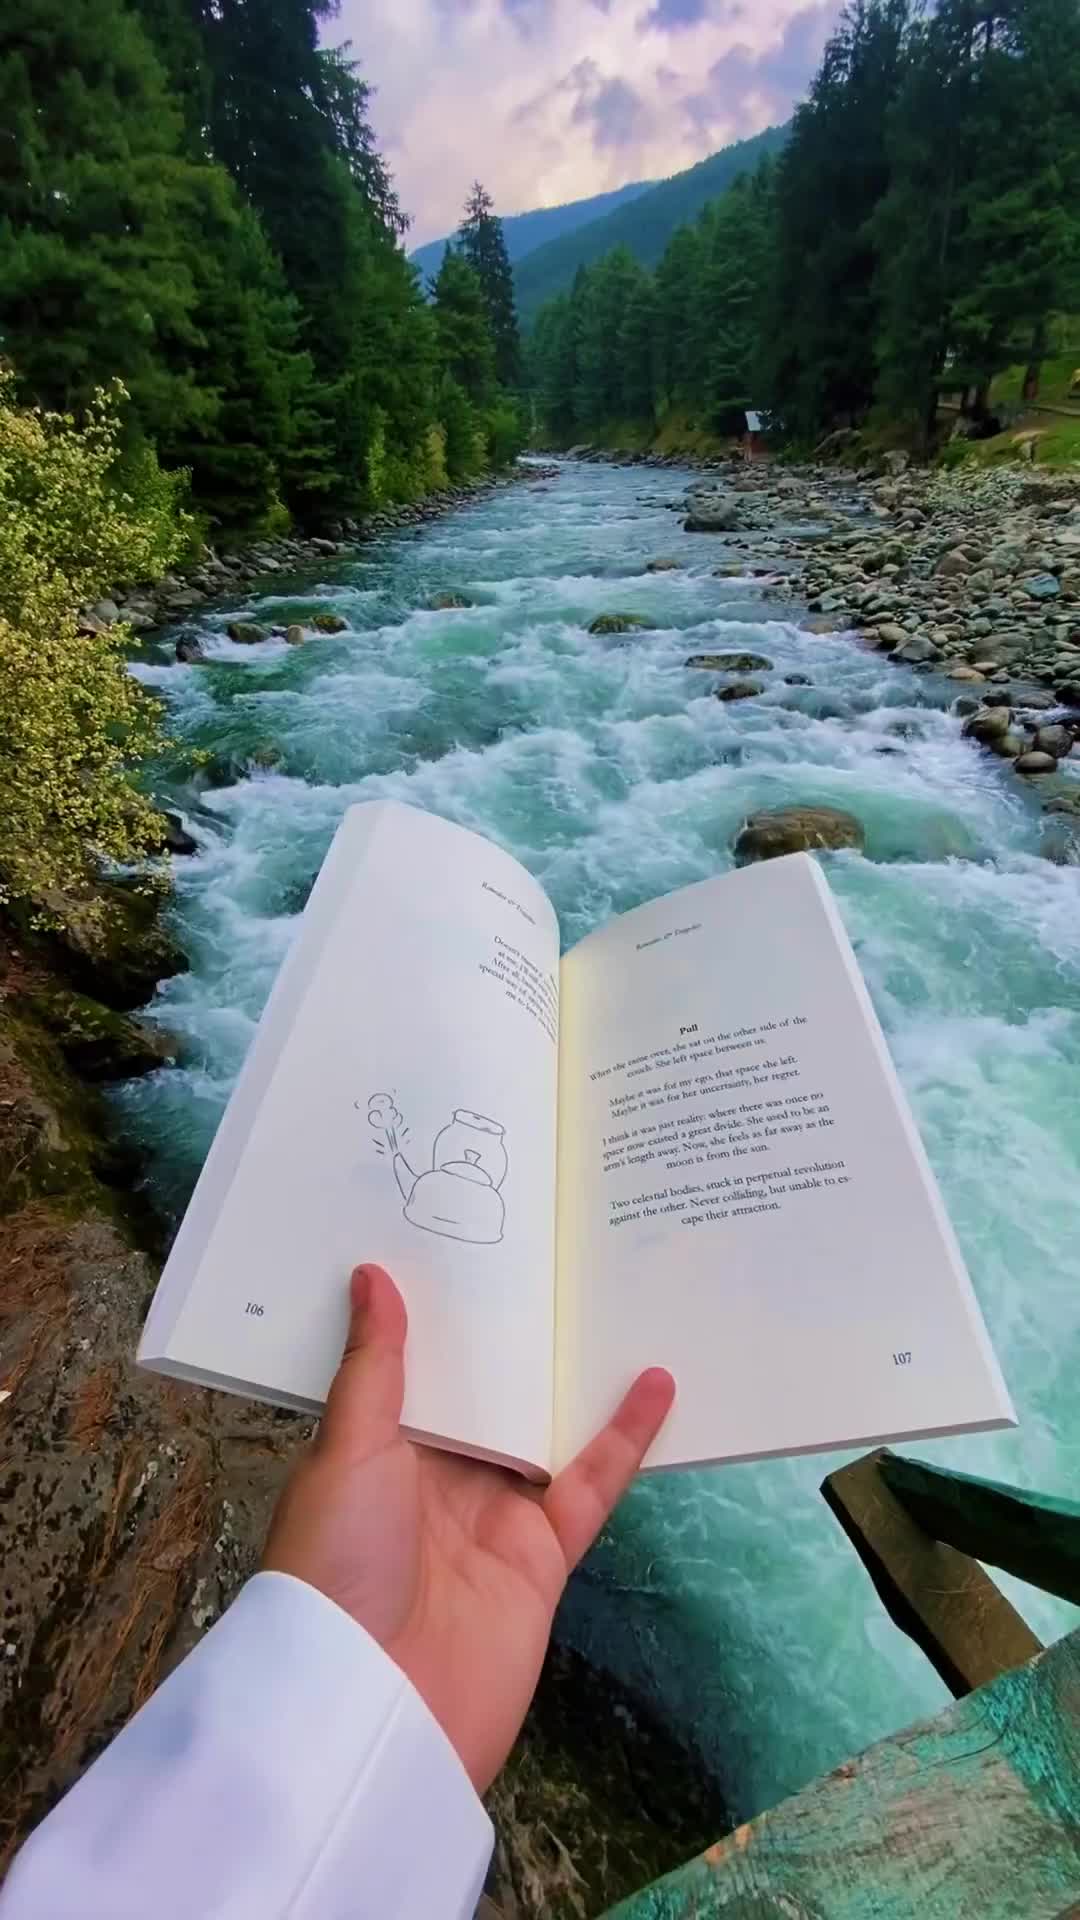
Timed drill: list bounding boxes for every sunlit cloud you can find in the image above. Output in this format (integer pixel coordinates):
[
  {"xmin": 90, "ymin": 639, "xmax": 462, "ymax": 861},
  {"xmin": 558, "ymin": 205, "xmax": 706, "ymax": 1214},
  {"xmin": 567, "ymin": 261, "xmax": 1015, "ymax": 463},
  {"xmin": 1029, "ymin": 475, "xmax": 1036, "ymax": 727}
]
[{"xmin": 331, "ymin": 0, "xmax": 844, "ymax": 242}]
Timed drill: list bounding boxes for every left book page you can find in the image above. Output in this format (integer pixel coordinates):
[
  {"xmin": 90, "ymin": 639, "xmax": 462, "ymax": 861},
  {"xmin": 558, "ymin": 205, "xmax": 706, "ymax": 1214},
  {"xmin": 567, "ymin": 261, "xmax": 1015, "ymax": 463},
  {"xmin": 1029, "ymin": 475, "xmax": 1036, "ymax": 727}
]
[{"xmin": 139, "ymin": 800, "xmax": 562, "ymax": 1480}]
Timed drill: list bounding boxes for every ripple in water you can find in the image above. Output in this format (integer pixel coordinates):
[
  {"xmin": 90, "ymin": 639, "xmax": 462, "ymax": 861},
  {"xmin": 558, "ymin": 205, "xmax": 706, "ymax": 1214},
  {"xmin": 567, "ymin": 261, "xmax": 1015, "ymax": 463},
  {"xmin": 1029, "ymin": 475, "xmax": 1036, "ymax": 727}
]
[{"xmin": 119, "ymin": 462, "xmax": 1080, "ymax": 1818}]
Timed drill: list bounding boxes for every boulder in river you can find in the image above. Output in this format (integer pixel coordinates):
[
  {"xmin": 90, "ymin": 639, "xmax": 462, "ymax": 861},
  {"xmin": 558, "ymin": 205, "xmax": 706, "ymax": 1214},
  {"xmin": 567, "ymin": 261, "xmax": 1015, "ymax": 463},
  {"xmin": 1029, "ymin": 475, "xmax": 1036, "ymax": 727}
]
[
  {"xmin": 1015, "ymin": 750, "xmax": 1058, "ymax": 775},
  {"xmin": 645, "ymin": 558, "xmax": 682, "ymax": 572},
  {"xmin": 685, "ymin": 652, "xmax": 773, "ymax": 673},
  {"xmin": 175, "ymin": 636, "xmax": 205, "ymax": 664},
  {"xmin": 226, "ymin": 621, "xmax": 267, "ymax": 645},
  {"xmin": 734, "ymin": 805, "xmax": 865, "ymax": 863},
  {"xmin": 963, "ymin": 705, "xmax": 1013, "ymax": 743},
  {"xmin": 683, "ymin": 496, "xmax": 749, "ymax": 533},
  {"xmin": 309, "ymin": 612, "xmax": 349, "ymax": 632},
  {"xmin": 784, "ymin": 673, "xmax": 813, "ymax": 686},
  {"xmin": 873, "ymin": 624, "xmax": 908, "ymax": 651},
  {"xmin": 715, "ymin": 680, "xmax": 763, "ymax": 702},
  {"xmin": 285, "ymin": 624, "xmax": 307, "ymax": 646},
  {"xmin": 588, "ymin": 613, "xmax": 653, "ymax": 635},
  {"xmin": 1034, "ymin": 725, "xmax": 1074, "ymax": 759},
  {"xmin": 426, "ymin": 593, "xmax": 471, "ymax": 612},
  {"xmin": 988, "ymin": 731, "xmax": 1024, "ymax": 759}
]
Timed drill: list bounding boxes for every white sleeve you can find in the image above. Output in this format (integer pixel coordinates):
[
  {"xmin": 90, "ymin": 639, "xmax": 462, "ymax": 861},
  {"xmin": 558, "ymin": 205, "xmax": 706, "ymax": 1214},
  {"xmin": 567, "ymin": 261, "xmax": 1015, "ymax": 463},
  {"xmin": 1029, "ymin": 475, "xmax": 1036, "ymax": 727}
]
[{"xmin": 0, "ymin": 1572, "xmax": 494, "ymax": 1920}]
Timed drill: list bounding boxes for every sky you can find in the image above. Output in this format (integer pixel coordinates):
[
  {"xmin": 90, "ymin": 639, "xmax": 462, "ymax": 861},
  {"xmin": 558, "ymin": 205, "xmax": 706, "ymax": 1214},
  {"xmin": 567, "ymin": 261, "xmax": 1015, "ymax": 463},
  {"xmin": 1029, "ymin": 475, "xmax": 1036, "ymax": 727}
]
[{"xmin": 330, "ymin": 0, "xmax": 845, "ymax": 244}]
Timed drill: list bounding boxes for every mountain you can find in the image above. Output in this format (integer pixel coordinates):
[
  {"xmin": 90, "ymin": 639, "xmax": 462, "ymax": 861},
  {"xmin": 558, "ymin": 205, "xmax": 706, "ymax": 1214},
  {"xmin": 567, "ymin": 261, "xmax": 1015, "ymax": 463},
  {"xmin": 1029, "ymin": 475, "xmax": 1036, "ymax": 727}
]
[
  {"xmin": 409, "ymin": 180, "xmax": 655, "ymax": 286},
  {"xmin": 514, "ymin": 123, "xmax": 790, "ymax": 321}
]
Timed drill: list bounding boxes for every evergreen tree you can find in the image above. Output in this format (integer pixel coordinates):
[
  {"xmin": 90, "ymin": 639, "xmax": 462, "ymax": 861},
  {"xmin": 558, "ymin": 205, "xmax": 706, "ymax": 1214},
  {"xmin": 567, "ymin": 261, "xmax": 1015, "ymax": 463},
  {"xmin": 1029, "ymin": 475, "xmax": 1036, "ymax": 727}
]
[
  {"xmin": 574, "ymin": 248, "xmax": 642, "ymax": 426},
  {"xmin": 617, "ymin": 272, "xmax": 659, "ymax": 423},
  {"xmin": 432, "ymin": 248, "xmax": 496, "ymax": 405},
  {"xmin": 763, "ymin": 0, "xmax": 911, "ymax": 439},
  {"xmin": 458, "ymin": 183, "xmax": 522, "ymax": 388}
]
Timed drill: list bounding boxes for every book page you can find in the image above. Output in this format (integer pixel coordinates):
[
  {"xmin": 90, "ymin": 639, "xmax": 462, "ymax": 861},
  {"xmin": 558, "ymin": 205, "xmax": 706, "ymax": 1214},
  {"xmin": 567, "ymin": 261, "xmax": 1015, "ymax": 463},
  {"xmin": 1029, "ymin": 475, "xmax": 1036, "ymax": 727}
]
[
  {"xmin": 553, "ymin": 854, "xmax": 1012, "ymax": 1473},
  {"xmin": 142, "ymin": 801, "xmax": 561, "ymax": 1477}
]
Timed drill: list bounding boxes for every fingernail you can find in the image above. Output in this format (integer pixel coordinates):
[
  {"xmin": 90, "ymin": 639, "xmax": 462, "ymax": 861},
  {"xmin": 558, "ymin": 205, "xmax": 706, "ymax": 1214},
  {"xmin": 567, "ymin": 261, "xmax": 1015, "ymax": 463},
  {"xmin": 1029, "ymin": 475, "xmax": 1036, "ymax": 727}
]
[{"xmin": 352, "ymin": 1264, "xmax": 374, "ymax": 1311}]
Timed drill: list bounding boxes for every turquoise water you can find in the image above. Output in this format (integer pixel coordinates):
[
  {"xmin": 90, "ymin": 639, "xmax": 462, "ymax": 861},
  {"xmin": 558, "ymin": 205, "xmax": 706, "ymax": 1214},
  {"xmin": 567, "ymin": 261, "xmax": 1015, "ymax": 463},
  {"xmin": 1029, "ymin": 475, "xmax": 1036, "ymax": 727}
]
[{"xmin": 122, "ymin": 461, "xmax": 1080, "ymax": 1816}]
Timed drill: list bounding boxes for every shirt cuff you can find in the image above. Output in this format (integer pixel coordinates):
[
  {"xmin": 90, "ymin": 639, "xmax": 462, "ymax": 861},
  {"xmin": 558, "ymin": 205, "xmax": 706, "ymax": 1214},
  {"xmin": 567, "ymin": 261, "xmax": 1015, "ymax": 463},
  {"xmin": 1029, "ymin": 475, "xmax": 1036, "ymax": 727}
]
[{"xmin": 2, "ymin": 1570, "xmax": 494, "ymax": 1920}]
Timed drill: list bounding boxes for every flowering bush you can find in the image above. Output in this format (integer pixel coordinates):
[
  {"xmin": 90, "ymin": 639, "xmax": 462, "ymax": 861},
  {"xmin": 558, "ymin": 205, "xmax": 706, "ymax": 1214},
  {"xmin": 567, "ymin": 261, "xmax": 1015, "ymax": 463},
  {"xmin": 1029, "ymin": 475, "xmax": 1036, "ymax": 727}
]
[{"xmin": 0, "ymin": 376, "xmax": 189, "ymax": 908}]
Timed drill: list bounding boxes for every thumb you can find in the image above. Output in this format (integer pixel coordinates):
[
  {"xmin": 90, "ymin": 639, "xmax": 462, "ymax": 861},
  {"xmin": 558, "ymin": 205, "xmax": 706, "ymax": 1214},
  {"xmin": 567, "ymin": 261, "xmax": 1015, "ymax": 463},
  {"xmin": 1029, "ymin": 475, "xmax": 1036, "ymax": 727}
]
[{"xmin": 318, "ymin": 1264, "xmax": 408, "ymax": 1461}]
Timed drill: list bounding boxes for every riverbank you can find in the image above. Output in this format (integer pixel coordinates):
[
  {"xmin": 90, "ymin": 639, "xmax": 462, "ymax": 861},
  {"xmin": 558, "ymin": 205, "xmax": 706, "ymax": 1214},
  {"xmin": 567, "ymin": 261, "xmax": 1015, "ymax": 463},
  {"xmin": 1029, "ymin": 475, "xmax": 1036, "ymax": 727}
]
[{"xmin": 83, "ymin": 465, "xmax": 560, "ymax": 640}]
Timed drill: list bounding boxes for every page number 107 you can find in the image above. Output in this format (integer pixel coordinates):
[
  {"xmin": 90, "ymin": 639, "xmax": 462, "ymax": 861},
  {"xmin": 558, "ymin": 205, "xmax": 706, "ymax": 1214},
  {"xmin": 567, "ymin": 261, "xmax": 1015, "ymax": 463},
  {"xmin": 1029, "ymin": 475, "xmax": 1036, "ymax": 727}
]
[{"xmin": 893, "ymin": 1350, "xmax": 912, "ymax": 1367}]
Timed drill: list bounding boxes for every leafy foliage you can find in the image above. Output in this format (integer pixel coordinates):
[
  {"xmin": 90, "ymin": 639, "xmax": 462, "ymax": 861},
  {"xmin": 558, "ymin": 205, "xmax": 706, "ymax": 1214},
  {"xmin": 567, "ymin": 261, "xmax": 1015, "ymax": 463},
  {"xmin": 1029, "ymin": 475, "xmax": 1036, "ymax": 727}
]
[{"xmin": 0, "ymin": 378, "xmax": 186, "ymax": 906}]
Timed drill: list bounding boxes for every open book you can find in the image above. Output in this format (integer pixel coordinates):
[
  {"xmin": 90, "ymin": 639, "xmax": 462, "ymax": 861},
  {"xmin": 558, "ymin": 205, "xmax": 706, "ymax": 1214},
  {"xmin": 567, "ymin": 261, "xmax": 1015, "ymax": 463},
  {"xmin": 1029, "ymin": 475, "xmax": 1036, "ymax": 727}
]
[{"xmin": 140, "ymin": 800, "xmax": 1015, "ymax": 1481}]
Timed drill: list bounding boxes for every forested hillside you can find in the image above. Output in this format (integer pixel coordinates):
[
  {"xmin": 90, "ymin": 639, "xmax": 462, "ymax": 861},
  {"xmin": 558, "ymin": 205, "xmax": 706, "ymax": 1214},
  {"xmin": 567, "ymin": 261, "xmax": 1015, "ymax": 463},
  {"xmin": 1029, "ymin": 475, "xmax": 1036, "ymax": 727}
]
[
  {"xmin": 0, "ymin": 0, "xmax": 525, "ymax": 537},
  {"xmin": 514, "ymin": 124, "xmax": 789, "ymax": 320},
  {"xmin": 530, "ymin": 0, "xmax": 1080, "ymax": 452},
  {"xmin": 409, "ymin": 178, "xmax": 654, "ymax": 285}
]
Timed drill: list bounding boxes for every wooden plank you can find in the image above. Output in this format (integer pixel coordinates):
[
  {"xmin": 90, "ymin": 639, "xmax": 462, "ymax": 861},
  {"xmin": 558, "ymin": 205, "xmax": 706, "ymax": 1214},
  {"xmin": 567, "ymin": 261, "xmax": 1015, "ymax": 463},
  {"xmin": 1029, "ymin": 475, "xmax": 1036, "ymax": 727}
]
[
  {"xmin": 822, "ymin": 1449, "xmax": 1041, "ymax": 1697},
  {"xmin": 601, "ymin": 1629, "xmax": 1080, "ymax": 1920},
  {"xmin": 880, "ymin": 1452, "xmax": 1080, "ymax": 1608}
]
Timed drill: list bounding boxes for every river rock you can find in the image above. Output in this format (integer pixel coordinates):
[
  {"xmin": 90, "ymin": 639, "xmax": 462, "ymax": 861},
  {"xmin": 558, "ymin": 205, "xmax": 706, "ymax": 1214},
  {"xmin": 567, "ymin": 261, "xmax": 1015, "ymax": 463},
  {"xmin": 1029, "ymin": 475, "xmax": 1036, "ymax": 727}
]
[
  {"xmin": 159, "ymin": 810, "xmax": 199, "ymax": 856},
  {"xmin": 426, "ymin": 593, "xmax": 471, "ymax": 611},
  {"xmin": 685, "ymin": 652, "xmax": 773, "ymax": 672},
  {"xmin": 645, "ymin": 558, "xmax": 681, "ymax": 571},
  {"xmin": 684, "ymin": 496, "xmax": 748, "ymax": 533},
  {"xmin": 285, "ymin": 625, "xmax": 307, "ymax": 646},
  {"xmin": 935, "ymin": 549, "xmax": 974, "ymax": 578},
  {"xmin": 26, "ymin": 986, "xmax": 179, "ymax": 1082},
  {"xmin": 715, "ymin": 680, "xmax": 763, "ymax": 702},
  {"xmin": 175, "ymin": 636, "xmax": 205, "ymax": 663},
  {"xmin": 874, "ymin": 623, "xmax": 908, "ymax": 651},
  {"xmin": 964, "ymin": 705, "xmax": 1013, "ymax": 742},
  {"xmin": 988, "ymin": 732, "xmax": 1024, "ymax": 758},
  {"xmin": 1015, "ymin": 750, "xmax": 1058, "ymax": 774},
  {"xmin": 947, "ymin": 665, "xmax": 985, "ymax": 681},
  {"xmin": 36, "ymin": 881, "xmax": 189, "ymax": 1011},
  {"xmin": 309, "ymin": 612, "xmax": 349, "ymax": 632},
  {"xmin": 893, "ymin": 636, "xmax": 941, "ymax": 665},
  {"xmin": 1055, "ymin": 681, "xmax": 1080, "ymax": 706},
  {"xmin": 588, "ymin": 613, "xmax": 652, "ymax": 635},
  {"xmin": 734, "ymin": 805, "xmax": 865, "ymax": 862},
  {"xmin": 1034, "ymin": 725, "xmax": 1074, "ymax": 759},
  {"xmin": 226, "ymin": 621, "xmax": 267, "ymax": 645},
  {"xmin": 785, "ymin": 673, "xmax": 813, "ymax": 685},
  {"xmin": 1022, "ymin": 573, "xmax": 1060, "ymax": 600}
]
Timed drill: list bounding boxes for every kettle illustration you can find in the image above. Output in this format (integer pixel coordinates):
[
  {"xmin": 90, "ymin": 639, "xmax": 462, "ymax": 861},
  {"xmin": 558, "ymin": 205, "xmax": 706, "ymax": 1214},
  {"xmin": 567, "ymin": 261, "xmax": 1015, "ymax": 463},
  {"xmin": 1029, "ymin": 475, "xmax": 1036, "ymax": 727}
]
[{"xmin": 367, "ymin": 1098, "xmax": 507, "ymax": 1246}]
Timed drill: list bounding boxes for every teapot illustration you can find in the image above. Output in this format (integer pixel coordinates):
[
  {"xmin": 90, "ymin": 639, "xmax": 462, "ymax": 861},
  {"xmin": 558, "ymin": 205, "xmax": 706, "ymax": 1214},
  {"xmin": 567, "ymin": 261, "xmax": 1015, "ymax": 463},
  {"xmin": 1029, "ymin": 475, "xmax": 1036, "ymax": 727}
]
[{"xmin": 367, "ymin": 1098, "xmax": 507, "ymax": 1245}]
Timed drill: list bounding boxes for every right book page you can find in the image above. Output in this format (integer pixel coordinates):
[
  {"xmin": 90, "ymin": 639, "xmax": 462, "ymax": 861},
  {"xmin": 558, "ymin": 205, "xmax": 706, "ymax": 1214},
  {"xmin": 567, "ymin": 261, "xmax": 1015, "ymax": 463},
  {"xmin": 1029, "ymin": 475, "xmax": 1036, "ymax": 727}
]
[{"xmin": 553, "ymin": 853, "xmax": 1014, "ymax": 1475}]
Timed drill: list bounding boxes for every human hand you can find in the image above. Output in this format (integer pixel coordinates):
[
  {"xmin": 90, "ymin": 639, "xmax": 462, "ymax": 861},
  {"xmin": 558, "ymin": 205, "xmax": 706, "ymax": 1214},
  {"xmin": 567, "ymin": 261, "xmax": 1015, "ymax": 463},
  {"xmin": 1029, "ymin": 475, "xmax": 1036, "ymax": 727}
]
[{"xmin": 262, "ymin": 1263, "xmax": 675, "ymax": 1793}]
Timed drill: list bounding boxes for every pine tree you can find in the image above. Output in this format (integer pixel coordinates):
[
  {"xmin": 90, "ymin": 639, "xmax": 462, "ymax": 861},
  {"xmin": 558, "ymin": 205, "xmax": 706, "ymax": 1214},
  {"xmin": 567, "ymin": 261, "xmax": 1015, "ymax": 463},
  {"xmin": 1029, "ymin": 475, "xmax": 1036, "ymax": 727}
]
[
  {"xmin": 432, "ymin": 248, "xmax": 497, "ymax": 405},
  {"xmin": 763, "ymin": 0, "xmax": 912, "ymax": 439},
  {"xmin": 458, "ymin": 183, "xmax": 522, "ymax": 388},
  {"xmin": 617, "ymin": 270, "xmax": 659, "ymax": 423}
]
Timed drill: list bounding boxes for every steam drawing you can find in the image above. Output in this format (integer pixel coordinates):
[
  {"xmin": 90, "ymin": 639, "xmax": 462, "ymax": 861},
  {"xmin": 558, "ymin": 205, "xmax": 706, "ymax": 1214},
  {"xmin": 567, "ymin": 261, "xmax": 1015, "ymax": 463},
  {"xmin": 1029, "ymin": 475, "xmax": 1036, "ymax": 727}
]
[{"xmin": 366, "ymin": 1093, "xmax": 507, "ymax": 1245}]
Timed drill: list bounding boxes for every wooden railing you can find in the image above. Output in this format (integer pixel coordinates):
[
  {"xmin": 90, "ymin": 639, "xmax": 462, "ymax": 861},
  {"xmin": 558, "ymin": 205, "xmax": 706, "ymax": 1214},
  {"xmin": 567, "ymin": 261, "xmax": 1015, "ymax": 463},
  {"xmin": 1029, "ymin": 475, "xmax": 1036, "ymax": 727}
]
[{"xmin": 573, "ymin": 1450, "xmax": 1080, "ymax": 1918}]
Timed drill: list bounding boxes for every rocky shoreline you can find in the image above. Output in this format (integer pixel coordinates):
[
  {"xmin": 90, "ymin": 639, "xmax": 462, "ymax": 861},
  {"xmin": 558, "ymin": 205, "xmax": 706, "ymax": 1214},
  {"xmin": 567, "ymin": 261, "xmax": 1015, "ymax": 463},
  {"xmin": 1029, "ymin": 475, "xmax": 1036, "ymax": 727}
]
[{"xmin": 80, "ymin": 463, "xmax": 560, "ymax": 642}]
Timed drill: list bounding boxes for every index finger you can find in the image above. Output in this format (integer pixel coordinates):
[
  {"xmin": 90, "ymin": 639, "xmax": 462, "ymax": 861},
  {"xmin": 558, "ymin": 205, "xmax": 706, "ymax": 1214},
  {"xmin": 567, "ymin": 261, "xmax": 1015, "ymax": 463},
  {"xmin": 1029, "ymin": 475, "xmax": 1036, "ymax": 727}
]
[{"xmin": 542, "ymin": 1368, "xmax": 675, "ymax": 1572}]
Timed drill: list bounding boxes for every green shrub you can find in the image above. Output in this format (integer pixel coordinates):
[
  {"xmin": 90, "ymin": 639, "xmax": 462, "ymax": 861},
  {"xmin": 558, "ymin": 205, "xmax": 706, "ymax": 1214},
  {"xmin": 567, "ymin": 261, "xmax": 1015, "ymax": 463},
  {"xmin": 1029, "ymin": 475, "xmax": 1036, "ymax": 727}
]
[{"xmin": 0, "ymin": 376, "xmax": 188, "ymax": 910}]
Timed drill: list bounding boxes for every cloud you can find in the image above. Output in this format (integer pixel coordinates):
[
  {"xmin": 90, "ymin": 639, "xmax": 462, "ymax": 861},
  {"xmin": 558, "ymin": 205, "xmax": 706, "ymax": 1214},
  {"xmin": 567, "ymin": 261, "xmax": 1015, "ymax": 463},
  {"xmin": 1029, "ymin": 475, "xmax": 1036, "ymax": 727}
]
[
  {"xmin": 682, "ymin": 4, "xmax": 836, "ymax": 139},
  {"xmin": 329, "ymin": 0, "xmax": 845, "ymax": 241}
]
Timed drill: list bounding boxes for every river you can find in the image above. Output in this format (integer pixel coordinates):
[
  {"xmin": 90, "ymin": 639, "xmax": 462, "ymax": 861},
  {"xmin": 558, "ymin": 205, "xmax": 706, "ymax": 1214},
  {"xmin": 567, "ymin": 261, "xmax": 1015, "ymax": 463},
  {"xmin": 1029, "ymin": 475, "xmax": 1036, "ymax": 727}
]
[{"xmin": 122, "ymin": 457, "xmax": 1080, "ymax": 1819}]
